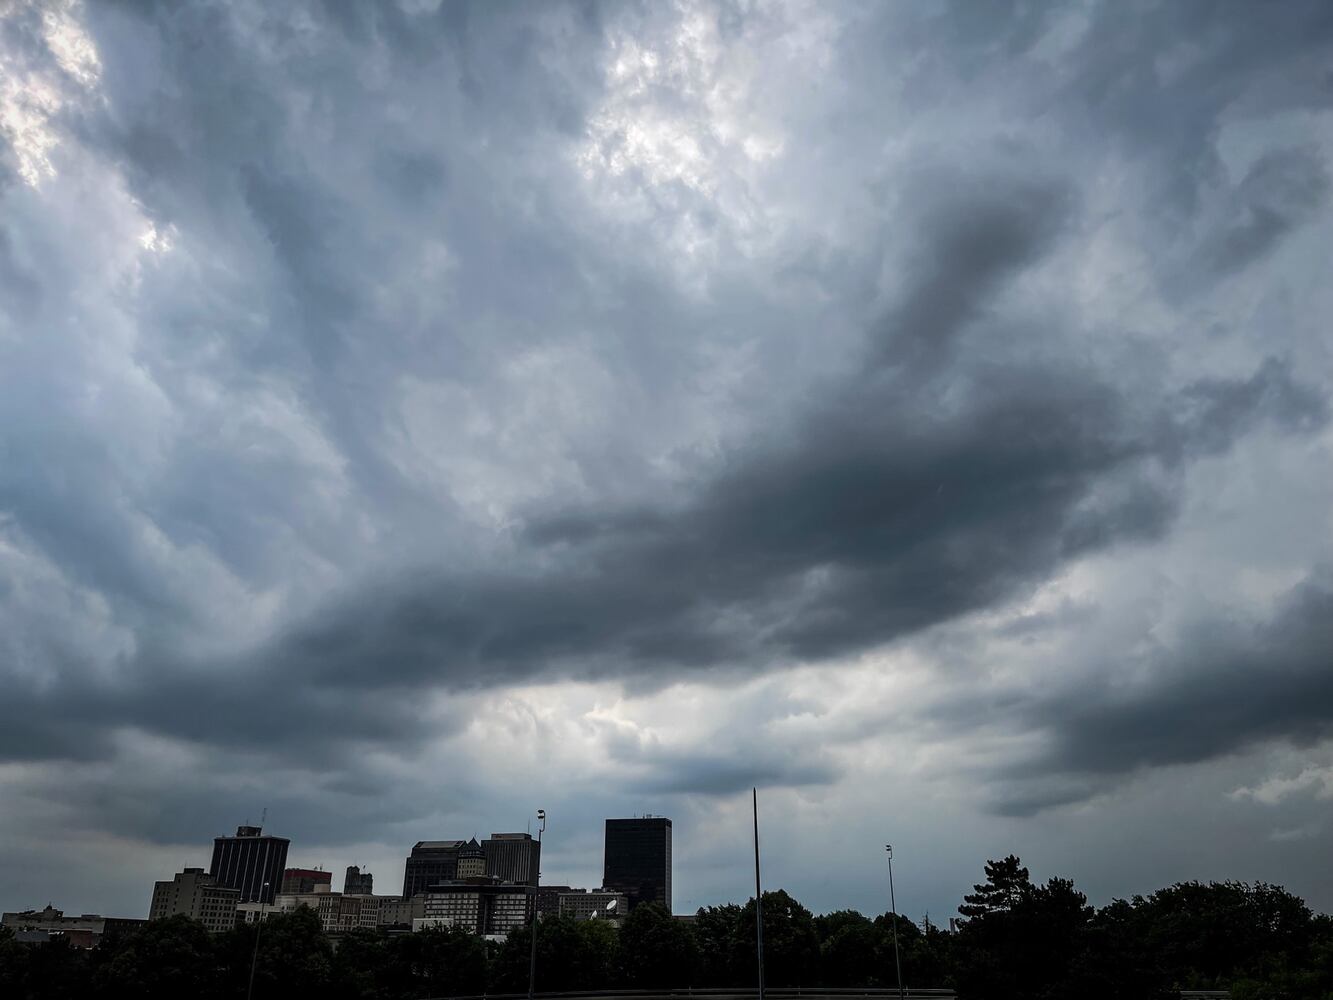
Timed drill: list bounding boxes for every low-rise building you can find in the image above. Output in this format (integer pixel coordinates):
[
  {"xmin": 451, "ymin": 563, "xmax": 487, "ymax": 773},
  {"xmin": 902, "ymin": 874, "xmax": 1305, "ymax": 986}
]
[
  {"xmin": 280, "ymin": 868, "xmax": 332, "ymax": 895},
  {"xmin": 535, "ymin": 884, "xmax": 574, "ymax": 918},
  {"xmin": 558, "ymin": 888, "xmax": 627, "ymax": 922},
  {"xmin": 375, "ymin": 895, "xmax": 423, "ymax": 928},
  {"xmin": 149, "ymin": 868, "xmax": 241, "ymax": 933},
  {"xmin": 1, "ymin": 905, "xmax": 146, "ymax": 948},
  {"xmin": 251, "ymin": 891, "xmax": 424, "ymax": 933},
  {"xmin": 421, "ymin": 879, "xmax": 532, "ymax": 938}
]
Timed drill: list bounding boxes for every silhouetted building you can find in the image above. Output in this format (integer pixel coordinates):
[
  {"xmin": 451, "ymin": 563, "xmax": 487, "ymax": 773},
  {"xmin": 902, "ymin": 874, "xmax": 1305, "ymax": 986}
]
[
  {"xmin": 280, "ymin": 868, "xmax": 331, "ymax": 895},
  {"xmin": 403, "ymin": 840, "xmax": 464, "ymax": 898},
  {"xmin": 603, "ymin": 816, "xmax": 672, "ymax": 911},
  {"xmin": 150, "ymin": 868, "xmax": 240, "ymax": 933},
  {"xmin": 484, "ymin": 832, "xmax": 540, "ymax": 886},
  {"xmin": 344, "ymin": 865, "xmax": 373, "ymax": 895},
  {"xmin": 210, "ymin": 825, "xmax": 290, "ymax": 904}
]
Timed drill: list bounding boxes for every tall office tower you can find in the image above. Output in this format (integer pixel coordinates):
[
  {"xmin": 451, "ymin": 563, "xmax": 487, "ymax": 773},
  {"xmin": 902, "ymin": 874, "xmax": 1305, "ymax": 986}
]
[
  {"xmin": 403, "ymin": 840, "xmax": 464, "ymax": 897},
  {"xmin": 209, "ymin": 825, "xmax": 290, "ymax": 904},
  {"xmin": 483, "ymin": 832, "xmax": 541, "ymax": 886},
  {"xmin": 280, "ymin": 868, "xmax": 331, "ymax": 895},
  {"xmin": 603, "ymin": 816, "xmax": 672, "ymax": 912},
  {"xmin": 344, "ymin": 865, "xmax": 374, "ymax": 895}
]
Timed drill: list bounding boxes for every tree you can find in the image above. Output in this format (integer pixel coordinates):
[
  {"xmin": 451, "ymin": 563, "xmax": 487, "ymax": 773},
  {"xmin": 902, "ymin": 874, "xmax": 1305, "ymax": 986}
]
[
  {"xmin": 330, "ymin": 928, "xmax": 390, "ymax": 1000},
  {"xmin": 693, "ymin": 903, "xmax": 743, "ymax": 986},
  {"xmin": 618, "ymin": 903, "xmax": 700, "ymax": 987},
  {"xmin": 953, "ymin": 861, "xmax": 1092, "ymax": 1000},
  {"xmin": 732, "ymin": 890, "xmax": 820, "ymax": 988},
  {"xmin": 818, "ymin": 910, "xmax": 883, "ymax": 986},
  {"xmin": 958, "ymin": 855, "xmax": 1031, "ymax": 919},
  {"xmin": 216, "ymin": 907, "xmax": 333, "ymax": 1000},
  {"xmin": 381, "ymin": 925, "xmax": 488, "ymax": 999},
  {"xmin": 1139, "ymin": 881, "xmax": 1320, "ymax": 996},
  {"xmin": 0, "ymin": 926, "xmax": 31, "ymax": 999},
  {"xmin": 94, "ymin": 915, "xmax": 218, "ymax": 999},
  {"xmin": 491, "ymin": 915, "xmax": 617, "ymax": 993}
]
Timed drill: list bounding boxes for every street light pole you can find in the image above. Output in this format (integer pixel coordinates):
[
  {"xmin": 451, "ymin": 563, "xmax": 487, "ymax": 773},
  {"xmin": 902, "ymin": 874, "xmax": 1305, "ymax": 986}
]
[
  {"xmin": 527, "ymin": 809, "xmax": 546, "ymax": 1000},
  {"xmin": 886, "ymin": 846, "xmax": 904, "ymax": 1000},
  {"xmin": 246, "ymin": 880, "xmax": 270, "ymax": 1000},
  {"xmin": 753, "ymin": 788, "xmax": 765, "ymax": 1000}
]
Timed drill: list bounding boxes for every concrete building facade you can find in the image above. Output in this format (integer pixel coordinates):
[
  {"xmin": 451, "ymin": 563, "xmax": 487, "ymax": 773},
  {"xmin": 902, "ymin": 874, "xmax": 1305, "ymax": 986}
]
[
  {"xmin": 1, "ymin": 906, "xmax": 144, "ymax": 948},
  {"xmin": 483, "ymin": 832, "xmax": 540, "ymax": 886},
  {"xmin": 420, "ymin": 881, "xmax": 533, "ymax": 938},
  {"xmin": 149, "ymin": 868, "xmax": 241, "ymax": 933},
  {"xmin": 558, "ymin": 888, "xmax": 627, "ymax": 921},
  {"xmin": 456, "ymin": 839, "xmax": 486, "ymax": 878}
]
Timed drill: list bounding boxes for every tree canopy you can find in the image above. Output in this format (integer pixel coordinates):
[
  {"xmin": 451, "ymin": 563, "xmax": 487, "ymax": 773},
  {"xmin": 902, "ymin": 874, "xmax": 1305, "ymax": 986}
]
[{"xmin": 2, "ymin": 861, "xmax": 1330, "ymax": 1000}]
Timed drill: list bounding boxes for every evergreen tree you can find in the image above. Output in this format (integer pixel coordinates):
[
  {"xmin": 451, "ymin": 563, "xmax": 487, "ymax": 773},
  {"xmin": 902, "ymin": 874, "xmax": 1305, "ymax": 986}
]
[{"xmin": 958, "ymin": 855, "xmax": 1031, "ymax": 919}]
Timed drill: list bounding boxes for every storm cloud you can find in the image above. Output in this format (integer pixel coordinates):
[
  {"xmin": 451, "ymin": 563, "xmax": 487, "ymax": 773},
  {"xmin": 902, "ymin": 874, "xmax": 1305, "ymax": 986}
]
[{"xmin": 1, "ymin": 0, "xmax": 1332, "ymax": 918}]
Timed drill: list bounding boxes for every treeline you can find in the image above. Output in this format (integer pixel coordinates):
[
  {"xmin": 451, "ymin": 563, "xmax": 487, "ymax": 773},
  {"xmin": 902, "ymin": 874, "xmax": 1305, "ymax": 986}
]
[{"xmin": 2, "ymin": 856, "xmax": 1331, "ymax": 1000}]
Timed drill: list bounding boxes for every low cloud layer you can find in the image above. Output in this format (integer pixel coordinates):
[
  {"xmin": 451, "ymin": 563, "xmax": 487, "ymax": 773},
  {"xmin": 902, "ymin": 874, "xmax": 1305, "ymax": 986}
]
[{"xmin": 1, "ymin": 0, "xmax": 1332, "ymax": 917}]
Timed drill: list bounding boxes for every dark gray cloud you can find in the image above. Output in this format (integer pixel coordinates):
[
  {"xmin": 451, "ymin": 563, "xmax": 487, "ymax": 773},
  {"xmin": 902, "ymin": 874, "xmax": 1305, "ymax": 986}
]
[
  {"xmin": 1044, "ymin": 571, "xmax": 1333, "ymax": 778},
  {"xmin": 1207, "ymin": 145, "xmax": 1331, "ymax": 275}
]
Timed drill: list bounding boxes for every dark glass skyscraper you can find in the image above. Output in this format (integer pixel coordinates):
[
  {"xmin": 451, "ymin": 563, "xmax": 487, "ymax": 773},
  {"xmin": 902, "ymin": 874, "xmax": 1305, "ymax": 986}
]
[
  {"xmin": 402, "ymin": 840, "xmax": 464, "ymax": 897},
  {"xmin": 209, "ymin": 826, "xmax": 290, "ymax": 904},
  {"xmin": 603, "ymin": 816, "xmax": 672, "ymax": 912}
]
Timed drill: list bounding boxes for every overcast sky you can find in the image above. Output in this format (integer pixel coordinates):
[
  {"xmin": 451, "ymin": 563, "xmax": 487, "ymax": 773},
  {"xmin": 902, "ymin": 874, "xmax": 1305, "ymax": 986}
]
[{"xmin": 2, "ymin": 0, "xmax": 1332, "ymax": 922}]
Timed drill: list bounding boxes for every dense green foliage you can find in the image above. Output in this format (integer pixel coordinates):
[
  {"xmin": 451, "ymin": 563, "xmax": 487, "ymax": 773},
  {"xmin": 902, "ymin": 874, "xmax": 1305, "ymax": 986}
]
[{"xmin": 3, "ymin": 860, "xmax": 1331, "ymax": 999}]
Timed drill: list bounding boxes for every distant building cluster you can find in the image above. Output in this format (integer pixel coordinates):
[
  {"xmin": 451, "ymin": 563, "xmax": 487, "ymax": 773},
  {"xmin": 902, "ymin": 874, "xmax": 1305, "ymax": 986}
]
[
  {"xmin": 0, "ymin": 905, "xmax": 145, "ymax": 948},
  {"xmin": 5, "ymin": 814, "xmax": 673, "ymax": 946}
]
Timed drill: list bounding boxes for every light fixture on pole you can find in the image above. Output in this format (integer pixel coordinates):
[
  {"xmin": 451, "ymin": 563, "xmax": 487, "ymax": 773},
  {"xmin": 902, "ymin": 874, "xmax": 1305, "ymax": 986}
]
[
  {"xmin": 886, "ymin": 845, "xmax": 905, "ymax": 1000},
  {"xmin": 246, "ymin": 880, "xmax": 271, "ymax": 1000},
  {"xmin": 527, "ymin": 808, "xmax": 547, "ymax": 1000}
]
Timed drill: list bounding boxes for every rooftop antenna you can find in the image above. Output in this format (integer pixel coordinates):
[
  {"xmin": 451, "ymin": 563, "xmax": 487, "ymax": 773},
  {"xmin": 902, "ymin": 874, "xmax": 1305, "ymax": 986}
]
[{"xmin": 260, "ymin": 807, "xmax": 267, "ymax": 829}]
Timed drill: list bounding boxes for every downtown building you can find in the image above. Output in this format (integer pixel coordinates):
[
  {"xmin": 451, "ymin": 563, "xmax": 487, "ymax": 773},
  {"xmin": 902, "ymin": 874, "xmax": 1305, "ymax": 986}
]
[
  {"xmin": 246, "ymin": 889, "xmax": 423, "ymax": 933},
  {"xmin": 418, "ymin": 878, "xmax": 532, "ymax": 939},
  {"xmin": 403, "ymin": 840, "xmax": 465, "ymax": 897},
  {"xmin": 558, "ymin": 888, "xmax": 627, "ymax": 922},
  {"xmin": 603, "ymin": 816, "xmax": 672, "ymax": 912},
  {"xmin": 210, "ymin": 825, "xmax": 290, "ymax": 904},
  {"xmin": 280, "ymin": 868, "xmax": 332, "ymax": 895},
  {"xmin": 483, "ymin": 832, "xmax": 540, "ymax": 886},
  {"xmin": 2, "ymin": 905, "xmax": 145, "ymax": 948},
  {"xmin": 403, "ymin": 832, "xmax": 540, "ymax": 897},
  {"xmin": 344, "ymin": 865, "xmax": 374, "ymax": 895},
  {"xmin": 149, "ymin": 868, "xmax": 241, "ymax": 933}
]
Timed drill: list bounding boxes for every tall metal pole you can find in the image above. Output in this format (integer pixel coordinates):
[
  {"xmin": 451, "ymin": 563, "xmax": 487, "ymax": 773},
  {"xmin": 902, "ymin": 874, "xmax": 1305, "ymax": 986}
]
[
  {"xmin": 527, "ymin": 809, "xmax": 546, "ymax": 1000},
  {"xmin": 886, "ymin": 846, "xmax": 904, "ymax": 1000},
  {"xmin": 753, "ymin": 788, "xmax": 765, "ymax": 1000},
  {"xmin": 246, "ymin": 880, "xmax": 270, "ymax": 1000}
]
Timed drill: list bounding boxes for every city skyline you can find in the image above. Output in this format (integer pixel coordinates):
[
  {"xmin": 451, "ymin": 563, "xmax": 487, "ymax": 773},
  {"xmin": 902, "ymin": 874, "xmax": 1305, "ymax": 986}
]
[{"xmin": 2, "ymin": 0, "xmax": 1332, "ymax": 931}]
